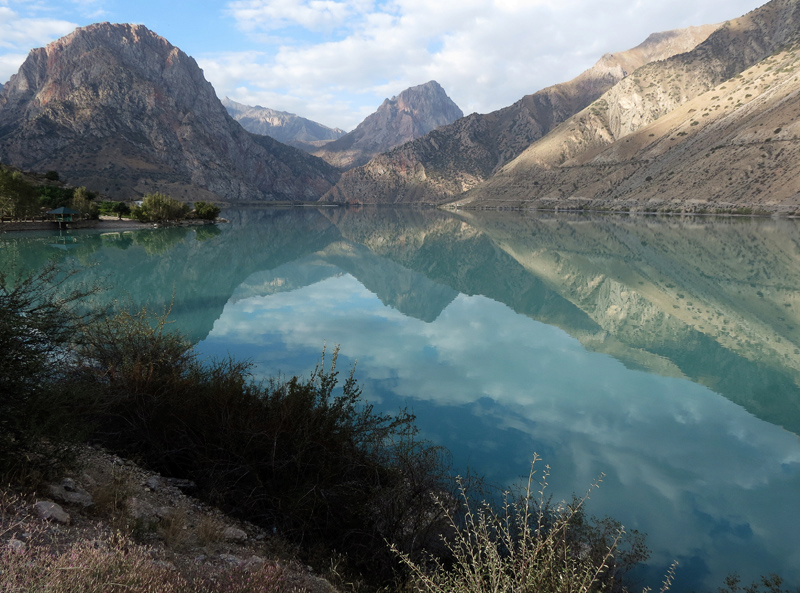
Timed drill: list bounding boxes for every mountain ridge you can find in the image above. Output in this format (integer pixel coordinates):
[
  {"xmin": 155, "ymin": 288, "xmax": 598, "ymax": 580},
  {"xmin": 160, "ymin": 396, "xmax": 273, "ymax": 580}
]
[
  {"xmin": 320, "ymin": 25, "xmax": 720, "ymax": 204},
  {"xmin": 313, "ymin": 80, "xmax": 463, "ymax": 170},
  {"xmin": 461, "ymin": 0, "xmax": 800, "ymax": 212},
  {"xmin": 222, "ymin": 97, "xmax": 346, "ymax": 151},
  {"xmin": 0, "ymin": 23, "xmax": 340, "ymax": 202}
]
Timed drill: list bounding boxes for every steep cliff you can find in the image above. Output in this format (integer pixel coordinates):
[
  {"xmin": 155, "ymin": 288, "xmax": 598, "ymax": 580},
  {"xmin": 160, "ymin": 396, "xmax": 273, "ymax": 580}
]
[
  {"xmin": 0, "ymin": 23, "xmax": 340, "ymax": 202},
  {"xmin": 313, "ymin": 80, "xmax": 463, "ymax": 170},
  {"xmin": 321, "ymin": 25, "xmax": 719, "ymax": 204}
]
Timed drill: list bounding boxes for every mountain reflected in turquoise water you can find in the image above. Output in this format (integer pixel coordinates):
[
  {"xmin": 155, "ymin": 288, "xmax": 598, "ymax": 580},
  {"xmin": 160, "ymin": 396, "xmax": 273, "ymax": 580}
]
[{"xmin": 4, "ymin": 208, "xmax": 800, "ymax": 592}]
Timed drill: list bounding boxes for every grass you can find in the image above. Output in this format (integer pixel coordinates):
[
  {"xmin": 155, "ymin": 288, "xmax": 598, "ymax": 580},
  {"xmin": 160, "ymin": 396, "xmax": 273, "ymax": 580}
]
[{"xmin": 0, "ymin": 531, "xmax": 291, "ymax": 593}]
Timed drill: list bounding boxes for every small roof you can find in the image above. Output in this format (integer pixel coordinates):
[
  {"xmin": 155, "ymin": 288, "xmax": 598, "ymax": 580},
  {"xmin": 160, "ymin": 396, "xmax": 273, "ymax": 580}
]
[{"xmin": 48, "ymin": 207, "xmax": 80, "ymax": 215}]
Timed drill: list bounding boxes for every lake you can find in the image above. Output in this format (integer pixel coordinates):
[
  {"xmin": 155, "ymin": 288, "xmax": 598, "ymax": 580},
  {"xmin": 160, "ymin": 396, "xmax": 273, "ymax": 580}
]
[{"xmin": 3, "ymin": 207, "xmax": 800, "ymax": 592}]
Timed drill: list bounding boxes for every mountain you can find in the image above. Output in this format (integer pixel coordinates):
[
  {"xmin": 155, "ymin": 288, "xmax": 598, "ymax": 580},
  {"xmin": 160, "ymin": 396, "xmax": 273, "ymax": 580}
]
[
  {"xmin": 320, "ymin": 25, "xmax": 719, "ymax": 204},
  {"xmin": 313, "ymin": 80, "xmax": 463, "ymax": 170},
  {"xmin": 0, "ymin": 23, "xmax": 340, "ymax": 202},
  {"xmin": 222, "ymin": 97, "xmax": 346, "ymax": 151},
  {"xmin": 462, "ymin": 0, "xmax": 800, "ymax": 213}
]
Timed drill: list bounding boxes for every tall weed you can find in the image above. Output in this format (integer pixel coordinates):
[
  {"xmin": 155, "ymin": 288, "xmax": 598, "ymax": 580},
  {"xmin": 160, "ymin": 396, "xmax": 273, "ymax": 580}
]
[{"xmin": 393, "ymin": 455, "xmax": 650, "ymax": 593}]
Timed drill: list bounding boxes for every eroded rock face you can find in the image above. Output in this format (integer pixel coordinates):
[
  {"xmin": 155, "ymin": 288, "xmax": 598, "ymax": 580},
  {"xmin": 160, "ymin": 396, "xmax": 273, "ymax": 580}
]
[
  {"xmin": 0, "ymin": 23, "xmax": 339, "ymax": 202},
  {"xmin": 314, "ymin": 80, "xmax": 463, "ymax": 170}
]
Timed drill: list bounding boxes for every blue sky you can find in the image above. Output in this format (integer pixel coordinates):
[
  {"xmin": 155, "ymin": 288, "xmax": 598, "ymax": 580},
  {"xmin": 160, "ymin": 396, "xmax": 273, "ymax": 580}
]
[{"xmin": 0, "ymin": 0, "xmax": 767, "ymax": 131}]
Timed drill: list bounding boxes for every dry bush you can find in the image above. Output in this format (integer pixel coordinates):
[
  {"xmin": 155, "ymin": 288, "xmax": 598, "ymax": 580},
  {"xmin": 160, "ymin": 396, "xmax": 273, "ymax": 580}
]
[
  {"xmin": 393, "ymin": 455, "xmax": 660, "ymax": 593},
  {"xmin": 196, "ymin": 515, "xmax": 225, "ymax": 547},
  {"xmin": 158, "ymin": 507, "xmax": 189, "ymax": 549}
]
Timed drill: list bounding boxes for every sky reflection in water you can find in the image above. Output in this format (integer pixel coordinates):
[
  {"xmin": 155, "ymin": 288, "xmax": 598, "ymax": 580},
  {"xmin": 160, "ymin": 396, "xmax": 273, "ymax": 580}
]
[{"xmin": 199, "ymin": 271, "xmax": 800, "ymax": 593}]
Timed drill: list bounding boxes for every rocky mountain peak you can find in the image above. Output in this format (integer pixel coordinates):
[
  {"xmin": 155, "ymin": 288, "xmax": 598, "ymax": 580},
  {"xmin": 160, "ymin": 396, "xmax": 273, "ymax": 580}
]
[
  {"xmin": 0, "ymin": 23, "xmax": 338, "ymax": 202},
  {"xmin": 222, "ymin": 97, "xmax": 346, "ymax": 150},
  {"xmin": 313, "ymin": 80, "xmax": 463, "ymax": 170}
]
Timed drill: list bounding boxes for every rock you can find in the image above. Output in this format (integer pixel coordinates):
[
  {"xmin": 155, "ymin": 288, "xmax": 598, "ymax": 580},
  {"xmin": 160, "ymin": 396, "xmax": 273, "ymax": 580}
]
[
  {"xmin": 222, "ymin": 526, "xmax": 248, "ymax": 542},
  {"xmin": 145, "ymin": 476, "xmax": 163, "ymax": 491},
  {"xmin": 48, "ymin": 478, "xmax": 94, "ymax": 507},
  {"xmin": 34, "ymin": 501, "xmax": 71, "ymax": 524},
  {"xmin": 156, "ymin": 506, "xmax": 178, "ymax": 520},
  {"xmin": 314, "ymin": 81, "xmax": 463, "ymax": 170},
  {"xmin": 243, "ymin": 555, "xmax": 265, "ymax": 570},
  {"xmin": 126, "ymin": 497, "xmax": 157, "ymax": 522},
  {"xmin": 163, "ymin": 477, "xmax": 196, "ymax": 491},
  {"xmin": 7, "ymin": 539, "xmax": 27, "ymax": 553}
]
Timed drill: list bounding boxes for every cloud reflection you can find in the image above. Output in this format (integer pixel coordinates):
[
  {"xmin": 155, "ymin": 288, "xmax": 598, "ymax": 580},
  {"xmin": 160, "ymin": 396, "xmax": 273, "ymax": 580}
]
[{"xmin": 199, "ymin": 270, "xmax": 800, "ymax": 591}]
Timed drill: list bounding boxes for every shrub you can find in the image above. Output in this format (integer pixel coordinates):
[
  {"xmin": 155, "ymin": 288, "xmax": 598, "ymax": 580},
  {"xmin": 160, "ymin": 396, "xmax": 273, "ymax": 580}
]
[
  {"xmin": 0, "ymin": 263, "xmax": 101, "ymax": 480},
  {"xmin": 132, "ymin": 192, "xmax": 190, "ymax": 222},
  {"xmin": 193, "ymin": 201, "xmax": 221, "ymax": 220},
  {"xmin": 79, "ymin": 308, "xmax": 453, "ymax": 582},
  {"xmin": 0, "ymin": 530, "xmax": 291, "ymax": 593},
  {"xmin": 0, "ymin": 167, "xmax": 38, "ymax": 220},
  {"xmin": 36, "ymin": 186, "xmax": 74, "ymax": 210},
  {"xmin": 44, "ymin": 170, "xmax": 60, "ymax": 181},
  {"xmin": 393, "ymin": 457, "xmax": 656, "ymax": 593},
  {"xmin": 70, "ymin": 186, "xmax": 98, "ymax": 219}
]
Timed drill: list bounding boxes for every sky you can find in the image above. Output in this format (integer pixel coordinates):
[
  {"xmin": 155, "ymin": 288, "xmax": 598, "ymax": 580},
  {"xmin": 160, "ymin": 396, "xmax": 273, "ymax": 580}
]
[{"xmin": 0, "ymin": 0, "xmax": 768, "ymax": 131}]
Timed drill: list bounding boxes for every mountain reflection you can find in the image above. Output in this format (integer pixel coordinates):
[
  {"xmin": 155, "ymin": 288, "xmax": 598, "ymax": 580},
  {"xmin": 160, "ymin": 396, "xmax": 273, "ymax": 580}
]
[{"xmin": 3, "ymin": 208, "xmax": 800, "ymax": 435}]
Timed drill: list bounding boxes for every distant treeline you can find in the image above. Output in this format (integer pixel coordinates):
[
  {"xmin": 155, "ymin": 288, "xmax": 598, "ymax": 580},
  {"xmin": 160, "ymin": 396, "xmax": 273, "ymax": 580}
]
[{"xmin": 0, "ymin": 165, "xmax": 219, "ymax": 222}]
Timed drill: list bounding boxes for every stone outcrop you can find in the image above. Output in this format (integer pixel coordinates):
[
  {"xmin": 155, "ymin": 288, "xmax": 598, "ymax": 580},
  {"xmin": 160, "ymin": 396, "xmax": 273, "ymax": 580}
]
[
  {"xmin": 321, "ymin": 25, "xmax": 719, "ymax": 204},
  {"xmin": 313, "ymin": 80, "xmax": 463, "ymax": 170},
  {"xmin": 0, "ymin": 23, "xmax": 340, "ymax": 202},
  {"xmin": 222, "ymin": 97, "xmax": 346, "ymax": 151}
]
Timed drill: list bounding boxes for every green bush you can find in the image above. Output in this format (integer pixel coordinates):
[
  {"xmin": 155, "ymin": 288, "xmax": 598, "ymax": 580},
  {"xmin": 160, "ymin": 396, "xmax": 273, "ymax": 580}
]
[
  {"xmin": 0, "ymin": 167, "xmax": 38, "ymax": 220},
  {"xmin": 79, "ymin": 309, "xmax": 452, "ymax": 581},
  {"xmin": 193, "ymin": 201, "xmax": 221, "ymax": 220},
  {"xmin": 70, "ymin": 186, "xmax": 98, "ymax": 220},
  {"xmin": 131, "ymin": 192, "xmax": 190, "ymax": 222},
  {"xmin": 36, "ymin": 186, "xmax": 74, "ymax": 210}
]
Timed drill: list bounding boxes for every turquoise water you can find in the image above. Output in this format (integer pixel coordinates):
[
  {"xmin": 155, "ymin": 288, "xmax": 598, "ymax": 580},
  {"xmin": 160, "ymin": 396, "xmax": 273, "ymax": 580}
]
[{"xmin": 4, "ymin": 207, "xmax": 800, "ymax": 591}]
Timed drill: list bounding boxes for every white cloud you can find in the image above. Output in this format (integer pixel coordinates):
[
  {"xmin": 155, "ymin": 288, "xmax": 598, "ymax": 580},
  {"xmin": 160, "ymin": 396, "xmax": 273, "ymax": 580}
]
[
  {"xmin": 0, "ymin": 51, "xmax": 27, "ymax": 82},
  {"xmin": 0, "ymin": 5, "xmax": 77, "ymax": 82},
  {"xmin": 209, "ymin": 0, "xmax": 764, "ymax": 129},
  {"xmin": 226, "ymin": 0, "xmax": 377, "ymax": 33}
]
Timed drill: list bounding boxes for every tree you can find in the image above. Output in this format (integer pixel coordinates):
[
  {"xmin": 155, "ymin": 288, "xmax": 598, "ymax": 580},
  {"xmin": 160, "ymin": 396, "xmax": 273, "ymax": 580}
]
[
  {"xmin": 193, "ymin": 201, "xmax": 221, "ymax": 220},
  {"xmin": 112, "ymin": 201, "xmax": 131, "ymax": 219},
  {"xmin": 132, "ymin": 192, "xmax": 189, "ymax": 222},
  {"xmin": 0, "ymin": 167, "xmax": 38, "ymax": 220},
  {"xmin": 70, "ymin": 186, "xmax": 98, "ymax": 219}
]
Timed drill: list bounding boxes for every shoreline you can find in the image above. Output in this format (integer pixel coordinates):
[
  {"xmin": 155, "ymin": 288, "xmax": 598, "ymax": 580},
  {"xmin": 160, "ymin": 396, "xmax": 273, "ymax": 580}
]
[{"xmin": 0, "ymin": 216, "xmax": 222, "ymax": 233}]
